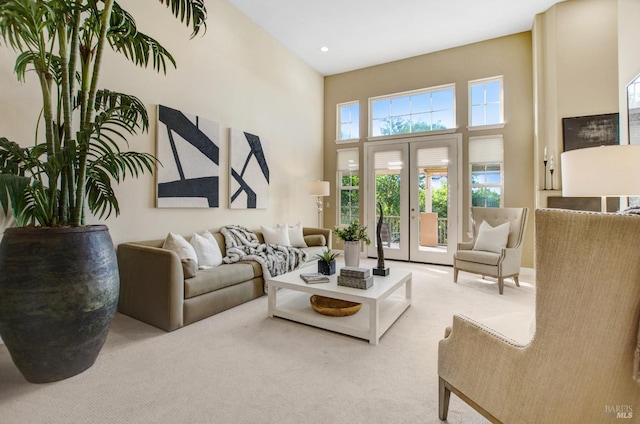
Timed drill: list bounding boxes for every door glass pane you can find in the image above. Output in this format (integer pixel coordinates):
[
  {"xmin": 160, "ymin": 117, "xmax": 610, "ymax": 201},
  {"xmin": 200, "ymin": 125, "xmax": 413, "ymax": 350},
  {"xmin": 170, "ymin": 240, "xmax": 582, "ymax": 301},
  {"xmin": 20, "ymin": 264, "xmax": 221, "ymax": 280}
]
[
  {"xmin": 375, "ymin": 151, "xmax": 402, "ymax": 249},
  {"xmin": 417, "ymin": 148, "xmax": 448, "ymax": 250}
]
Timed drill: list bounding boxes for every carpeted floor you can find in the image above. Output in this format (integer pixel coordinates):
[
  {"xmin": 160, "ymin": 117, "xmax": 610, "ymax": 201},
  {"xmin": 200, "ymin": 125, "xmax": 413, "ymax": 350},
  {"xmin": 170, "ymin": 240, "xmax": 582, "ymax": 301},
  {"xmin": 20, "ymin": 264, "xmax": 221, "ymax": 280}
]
[{"xmin": 0, "ymin": 259, "xmax": 535, "ymax": 424}]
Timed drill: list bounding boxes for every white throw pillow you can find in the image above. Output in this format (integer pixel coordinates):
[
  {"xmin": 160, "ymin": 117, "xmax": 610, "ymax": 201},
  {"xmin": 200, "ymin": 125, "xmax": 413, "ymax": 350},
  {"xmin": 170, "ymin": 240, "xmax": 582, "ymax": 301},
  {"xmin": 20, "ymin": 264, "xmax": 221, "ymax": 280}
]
[
  {"xmin": 472, "ymin": 221, "xmax": 510, "ymax": 254},
  {"xmin": 262, "ymin": 224, "xmax": 291, "ymax": 246},
  {"xmin": 163, "ymin": 232, "xmax": 198, "ymax": 263},
  {"xmin": 190, "ymin": 231, "xmax": 223, "ymax": 269},
  {"xmin": 283, "ymin": 222, "xmax": 307, "ymax": 248}
]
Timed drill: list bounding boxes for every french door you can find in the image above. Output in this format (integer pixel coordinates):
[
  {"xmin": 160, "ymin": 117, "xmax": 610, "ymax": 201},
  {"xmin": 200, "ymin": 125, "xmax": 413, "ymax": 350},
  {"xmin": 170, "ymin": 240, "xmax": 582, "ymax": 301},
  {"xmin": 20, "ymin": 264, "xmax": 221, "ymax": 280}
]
[{"xmin": 364, "ymin": 134, "xmax": 461, "ymax": 265}]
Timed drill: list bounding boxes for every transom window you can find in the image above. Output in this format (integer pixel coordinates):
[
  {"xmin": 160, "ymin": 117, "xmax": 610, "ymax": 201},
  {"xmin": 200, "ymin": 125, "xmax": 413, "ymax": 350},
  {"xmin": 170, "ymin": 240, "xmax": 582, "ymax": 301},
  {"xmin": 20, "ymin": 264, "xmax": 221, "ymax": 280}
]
[
  {"xmin": 469, "ymin": 136, "xmax": 504, "ymax": 208},
  {"xmin": 369, "ymin": 85, "xmax": 455, "ymax": 137},
  {"xmin": 469, "ymin": 76, "xmax": 503, "ymax": 128},
  {"xmin": 337, "ymin": 101, "xmax": 360, "ymax": 141}
]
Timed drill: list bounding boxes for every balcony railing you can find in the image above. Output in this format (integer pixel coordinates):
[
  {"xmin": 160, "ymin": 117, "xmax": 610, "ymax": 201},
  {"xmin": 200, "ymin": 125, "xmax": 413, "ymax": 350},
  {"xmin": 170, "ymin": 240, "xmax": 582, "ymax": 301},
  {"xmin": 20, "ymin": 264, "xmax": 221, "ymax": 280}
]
[{"xmin": 378, "ymin": 215, "xmax": 448, "ymax": 246}]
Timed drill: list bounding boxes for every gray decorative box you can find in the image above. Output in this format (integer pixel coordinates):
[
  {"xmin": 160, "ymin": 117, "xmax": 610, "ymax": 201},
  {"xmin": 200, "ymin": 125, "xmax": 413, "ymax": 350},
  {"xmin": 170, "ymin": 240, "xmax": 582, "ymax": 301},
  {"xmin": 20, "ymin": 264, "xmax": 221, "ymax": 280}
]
[
  {"xmin": 340, "ymin": 266, "xmax": 370, "ymax": 279},
  {"xmin": 337, "ymin": 275, "xmax": 373, "ymax": 290}
]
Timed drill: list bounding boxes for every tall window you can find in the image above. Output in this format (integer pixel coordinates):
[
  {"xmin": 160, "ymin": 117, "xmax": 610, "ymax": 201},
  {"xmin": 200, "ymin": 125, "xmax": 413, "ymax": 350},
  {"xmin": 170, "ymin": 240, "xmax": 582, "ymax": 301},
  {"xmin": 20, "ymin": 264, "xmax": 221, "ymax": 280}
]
[
  {"xmin": 337, "ymin": 149, "xmax": 359, "ymax": 225},
  {"xmin": 469, "ymin": 136, "xmax": 503, "ymax": 207},
  {"xmin": 369, "ymin": 85, "xmax": 455, "ymax": 137},
  {"xmin": 469, "ymin": 76, "xmax": 503, "ymax": 128},
  {"xmin": 337, "ymin": 101, "xmax": 360, "ymax": 141}
]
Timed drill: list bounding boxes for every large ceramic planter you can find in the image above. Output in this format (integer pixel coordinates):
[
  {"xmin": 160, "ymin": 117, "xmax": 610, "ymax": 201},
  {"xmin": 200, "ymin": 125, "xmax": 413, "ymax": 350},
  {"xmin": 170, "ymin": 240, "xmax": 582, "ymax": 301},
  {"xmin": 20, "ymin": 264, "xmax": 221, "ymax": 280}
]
[
  {"xmin": 0, "ymin": 225, "xmax": 119, "ymax": 383},
  {"xmin": 343, "ymin": 240, "xmax": 361, "ymax": 268}
]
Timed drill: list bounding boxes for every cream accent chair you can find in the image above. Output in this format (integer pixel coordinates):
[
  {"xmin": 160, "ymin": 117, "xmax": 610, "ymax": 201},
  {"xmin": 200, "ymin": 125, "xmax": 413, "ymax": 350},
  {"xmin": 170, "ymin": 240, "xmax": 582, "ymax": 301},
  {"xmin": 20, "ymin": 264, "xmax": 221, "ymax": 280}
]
[
  {"xmin": 439, "ymin": 209, "xmax": 640, "ymax": 423},
  {"xmin": 453, "ymin": 207, "xmax": 528, "ymax": 294}
]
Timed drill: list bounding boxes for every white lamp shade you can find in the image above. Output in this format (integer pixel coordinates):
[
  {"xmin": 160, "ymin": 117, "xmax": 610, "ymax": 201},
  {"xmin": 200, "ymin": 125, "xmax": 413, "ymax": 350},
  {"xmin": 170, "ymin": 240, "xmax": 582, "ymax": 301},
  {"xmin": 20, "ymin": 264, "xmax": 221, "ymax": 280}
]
[
  {"xmin": 308, "ymin": 180, "xmax": 330, "ymax": 197},
  {"xmin": 561, "ymin": 145, "xmax": 640, "ymax": 197}
]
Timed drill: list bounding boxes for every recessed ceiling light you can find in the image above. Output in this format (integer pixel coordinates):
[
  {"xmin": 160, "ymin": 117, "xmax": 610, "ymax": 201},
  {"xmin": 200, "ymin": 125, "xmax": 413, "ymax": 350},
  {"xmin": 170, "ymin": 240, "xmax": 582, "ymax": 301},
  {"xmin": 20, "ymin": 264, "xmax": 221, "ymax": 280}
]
[{"xmin": 320, "ymin": 46, "xmax": 329, "ymax": 52}]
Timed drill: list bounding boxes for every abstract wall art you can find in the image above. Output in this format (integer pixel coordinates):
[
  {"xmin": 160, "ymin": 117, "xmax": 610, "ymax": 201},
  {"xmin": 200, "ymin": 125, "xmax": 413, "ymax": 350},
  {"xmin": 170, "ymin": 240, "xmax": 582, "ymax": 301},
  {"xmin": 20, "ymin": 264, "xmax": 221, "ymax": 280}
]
[
  {"xmin": 229, "ymin": 129, "xmax": 270, "ymax": 209},
  {"xmin": 562, "ymin": 113, "xmax": 619, "ymax": 152},
  {"xmin": 156, "ymin": 105, "xmax": 219, "ymax": 208}
]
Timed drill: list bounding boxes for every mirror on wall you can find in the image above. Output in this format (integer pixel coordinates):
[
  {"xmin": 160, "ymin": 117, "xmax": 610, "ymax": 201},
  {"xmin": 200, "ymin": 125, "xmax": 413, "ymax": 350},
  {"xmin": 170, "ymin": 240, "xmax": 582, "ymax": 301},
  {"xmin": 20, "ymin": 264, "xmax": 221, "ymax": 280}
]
[
  {"xmin": 627, "ymin": 73, "xmax": 640, "ymax": 145},
  {"xmin": 627, "ymin": 74, "xmax": 640, "ymax": 209}
]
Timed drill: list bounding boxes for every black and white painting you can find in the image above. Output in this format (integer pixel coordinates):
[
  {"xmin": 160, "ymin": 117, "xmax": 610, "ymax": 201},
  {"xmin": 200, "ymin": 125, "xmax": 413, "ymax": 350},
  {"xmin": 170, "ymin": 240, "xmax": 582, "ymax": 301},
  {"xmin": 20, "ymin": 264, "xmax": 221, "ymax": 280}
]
[
  {"xmin": 156, "ymin": 105, "xmax": 219, "ymax": 208},
  {"xmin": 229, "ymin": 129, "xmax": 270, "ymax": 209}
]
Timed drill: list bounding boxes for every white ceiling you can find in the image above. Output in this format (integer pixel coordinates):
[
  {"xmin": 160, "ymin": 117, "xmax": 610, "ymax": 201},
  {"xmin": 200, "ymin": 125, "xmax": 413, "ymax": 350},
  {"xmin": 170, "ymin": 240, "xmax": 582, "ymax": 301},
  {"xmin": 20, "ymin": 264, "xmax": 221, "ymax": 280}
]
[{"xmin": 225, "ymin": 0, "xmax": 565, "ymax": 76}]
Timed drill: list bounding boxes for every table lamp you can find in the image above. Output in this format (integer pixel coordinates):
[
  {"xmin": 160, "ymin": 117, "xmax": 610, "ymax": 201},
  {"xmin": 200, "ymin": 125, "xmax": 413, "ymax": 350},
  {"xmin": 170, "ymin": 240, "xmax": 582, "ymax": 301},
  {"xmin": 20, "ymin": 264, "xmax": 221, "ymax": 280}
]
[{"xmin": 561, "ymin": 145, "xmax": 640, "ymax": 212}]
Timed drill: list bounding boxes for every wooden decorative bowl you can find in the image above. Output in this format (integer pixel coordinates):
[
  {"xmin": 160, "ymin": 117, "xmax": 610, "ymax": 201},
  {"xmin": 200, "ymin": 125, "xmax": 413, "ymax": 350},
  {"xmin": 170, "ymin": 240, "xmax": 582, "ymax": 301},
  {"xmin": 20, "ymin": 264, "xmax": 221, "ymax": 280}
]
[{"xmin": 310, "ymin": 295, "xmax": 362, "ymax": 317}]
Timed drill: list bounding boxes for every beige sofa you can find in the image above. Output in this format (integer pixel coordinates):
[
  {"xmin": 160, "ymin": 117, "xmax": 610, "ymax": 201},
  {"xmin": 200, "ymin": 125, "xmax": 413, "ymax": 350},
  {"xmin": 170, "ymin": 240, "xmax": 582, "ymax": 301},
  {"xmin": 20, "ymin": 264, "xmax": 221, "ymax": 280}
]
[{"xmin": 117, "ymin": 227, "xmax": 331, "ymax": 331}]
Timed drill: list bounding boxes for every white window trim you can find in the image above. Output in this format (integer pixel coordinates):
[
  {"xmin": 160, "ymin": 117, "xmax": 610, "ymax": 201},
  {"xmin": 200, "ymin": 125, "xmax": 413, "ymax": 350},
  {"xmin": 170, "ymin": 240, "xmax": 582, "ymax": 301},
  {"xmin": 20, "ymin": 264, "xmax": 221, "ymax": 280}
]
[
  {"xmin": 336, "ymin": 148, "xmax": 360, "ymax": 226},
  {"xmin": 469, "ymin": 134, "xmax": 504, "ymax": 211},
  {"xmin": 468, "ymin": 123, "xmax": 505, "ymax": 132},
  {"xmin": 366, "ymin": 128, "xmax": 457, "ymax": 142},
  {"xmin": 468, "ymin": 76, "xmax": 504, "ymax": 130},
  {"xmin": 335, "ymin": 138, "xmax": 360, "ymax": 145},
  {"xmin": 469, "ymin": 162, "xmax": 504, "ymax": 208},
  {"xmin": 368, "ymin": 83, "xmax": 457, "ymax": 138},
  {"xmin": 336, "ymin": 100, "xmax": 360, "ymax": 143}
]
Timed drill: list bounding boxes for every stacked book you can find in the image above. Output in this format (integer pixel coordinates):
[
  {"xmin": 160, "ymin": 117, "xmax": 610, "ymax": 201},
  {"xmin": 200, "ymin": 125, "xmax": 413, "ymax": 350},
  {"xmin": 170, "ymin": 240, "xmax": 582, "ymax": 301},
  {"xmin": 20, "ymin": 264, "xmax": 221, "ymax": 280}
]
[
  {"xmin": 300, "ymin": 273, "xmax": 330, "ymax": 284},
  {"xmin": 337, "ymin": 267, "xmax": 373, "ymax": 290}
]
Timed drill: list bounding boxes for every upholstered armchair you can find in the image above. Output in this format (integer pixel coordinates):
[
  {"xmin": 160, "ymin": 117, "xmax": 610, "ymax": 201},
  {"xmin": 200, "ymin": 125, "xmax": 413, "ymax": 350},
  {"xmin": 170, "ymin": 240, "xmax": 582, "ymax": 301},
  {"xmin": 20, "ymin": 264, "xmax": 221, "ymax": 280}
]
[
  {"xmin": 453, "ymin": 207, "xmax": 528, "ymax": 294},
  {"xmin": 439, "ymin": 209, "xmax": 640, "ymax": 422}
]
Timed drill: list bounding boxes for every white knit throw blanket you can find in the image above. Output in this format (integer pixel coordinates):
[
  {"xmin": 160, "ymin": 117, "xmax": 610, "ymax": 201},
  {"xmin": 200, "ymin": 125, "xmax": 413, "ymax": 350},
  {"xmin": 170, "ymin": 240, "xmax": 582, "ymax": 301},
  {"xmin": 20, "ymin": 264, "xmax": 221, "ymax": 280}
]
[{"xmin": 220, "ymin": 225, "xmax": 308, "ymax": 286}]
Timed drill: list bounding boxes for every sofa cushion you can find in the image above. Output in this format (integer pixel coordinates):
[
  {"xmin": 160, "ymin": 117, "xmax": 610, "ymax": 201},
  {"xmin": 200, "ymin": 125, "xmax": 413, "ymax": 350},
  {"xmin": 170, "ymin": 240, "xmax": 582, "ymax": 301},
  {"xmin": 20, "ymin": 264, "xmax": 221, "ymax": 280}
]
[
  {"xmin": 184, "ymin": 263, "xmax": 257, "ymax": 299},
  {"xmin": 237, "ymin": 260, "xmax": 262, "ymax": 277},
  {"xmin": 455, "ymin": 249, "xmax": 501, "ymax": 266},
  {"xmin": 302, "ymin": 245, "xmax": 326, "ymax": 259},
  {"xmin": 304, "ymin": 234, "xmax": 326, "ymax": 247}
]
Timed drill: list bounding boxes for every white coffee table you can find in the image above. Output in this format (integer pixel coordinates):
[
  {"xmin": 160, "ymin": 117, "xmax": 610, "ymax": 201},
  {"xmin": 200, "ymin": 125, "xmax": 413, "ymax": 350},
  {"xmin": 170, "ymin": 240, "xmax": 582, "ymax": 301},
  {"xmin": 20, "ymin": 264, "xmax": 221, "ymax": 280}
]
[{"xmin": 267, "ymin": 266, "xmax": 412, "ymax": 345}]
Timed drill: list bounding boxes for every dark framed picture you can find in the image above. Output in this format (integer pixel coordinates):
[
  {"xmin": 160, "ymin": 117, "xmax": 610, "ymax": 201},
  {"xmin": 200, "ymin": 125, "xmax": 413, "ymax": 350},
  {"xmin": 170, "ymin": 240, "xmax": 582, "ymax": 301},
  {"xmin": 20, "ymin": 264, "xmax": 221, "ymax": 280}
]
[{"xmin": 562, "ymin": 113, "xmax": 619, "ymax": 151}]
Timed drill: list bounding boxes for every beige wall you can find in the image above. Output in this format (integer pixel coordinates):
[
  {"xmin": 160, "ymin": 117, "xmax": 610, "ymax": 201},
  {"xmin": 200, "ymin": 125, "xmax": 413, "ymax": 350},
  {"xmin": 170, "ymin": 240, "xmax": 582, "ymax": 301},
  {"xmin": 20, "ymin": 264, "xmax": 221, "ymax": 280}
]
[
  {"xmin": 533, "ymin": 0, "xmax": 618, "ymax": 194},
  {"xmin": 0, "ymin": 0, "xmax": 324, "ymax": 245},
  {"xmin": 324, "ymin": 33, "xmax": 536, "ymax": 267}
]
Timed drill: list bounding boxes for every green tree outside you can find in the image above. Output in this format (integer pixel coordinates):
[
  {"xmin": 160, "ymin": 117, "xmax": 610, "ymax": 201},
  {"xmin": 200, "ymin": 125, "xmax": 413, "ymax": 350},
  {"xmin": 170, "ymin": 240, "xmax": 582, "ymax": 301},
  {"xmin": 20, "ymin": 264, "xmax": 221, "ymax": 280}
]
[{"xmin": 378, "ymin": 117, "xmax": 448, "ymax": 136}]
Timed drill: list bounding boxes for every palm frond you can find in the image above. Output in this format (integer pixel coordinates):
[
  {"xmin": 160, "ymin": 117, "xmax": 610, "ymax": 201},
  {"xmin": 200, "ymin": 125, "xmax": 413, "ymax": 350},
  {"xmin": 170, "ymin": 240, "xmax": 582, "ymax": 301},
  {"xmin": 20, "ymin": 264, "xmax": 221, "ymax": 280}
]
[
  {"xmin": 0, "ymin": 174, "xmax": 31, "ymax": 226},
  {"xmin": 94, "ymin": 89, "xmax": 149, "ymax": 134},
  {"xmin": 85, "ymin": 150, "xmax": 156, "ymax": 219},
  {"xmin": 156, "ymin": 0, "xmax": 207, "ymax": 38},
  {"xmin": 85, "ymin": 165, "xmax": 119, "ymax": 220},
  {"xmin": 0, "ymin": 0, "xmax": 57, "ymax": 52},
  {"xmin": 107, "ymin": 4, "xmax": 176, "ymax": 73},
  {"xmin": 0, "ymin": 137, "xmax": 47, "ymax": 177}
]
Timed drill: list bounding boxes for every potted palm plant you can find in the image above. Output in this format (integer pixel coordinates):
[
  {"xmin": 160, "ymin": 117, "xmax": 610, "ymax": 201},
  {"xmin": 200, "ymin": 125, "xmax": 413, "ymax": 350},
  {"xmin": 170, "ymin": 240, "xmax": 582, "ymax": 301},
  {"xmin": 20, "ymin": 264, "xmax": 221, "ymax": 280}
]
[
  {"xmin": 334, "ymin": 220, "xmax": 371, "ymax": 268},
  {"xmin": 0, "ymin": 0, "xmax": 206, "ymax": 383},
  {"xmin": 313, "ymin": 248, "xmax": 340, "ymax": 275}
]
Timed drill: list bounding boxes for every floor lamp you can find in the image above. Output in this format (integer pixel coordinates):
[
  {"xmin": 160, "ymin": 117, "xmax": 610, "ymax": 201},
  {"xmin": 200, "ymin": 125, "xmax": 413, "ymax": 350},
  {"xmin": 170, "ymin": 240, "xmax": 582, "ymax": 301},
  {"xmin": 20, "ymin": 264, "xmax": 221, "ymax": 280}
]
[
  {"xmin": 308, "ymin": 181, "xmax": 330, "ymax": 228},
  {"xmin": 561, "ymin": 145, "xmax": 640, "ymax": 212}
]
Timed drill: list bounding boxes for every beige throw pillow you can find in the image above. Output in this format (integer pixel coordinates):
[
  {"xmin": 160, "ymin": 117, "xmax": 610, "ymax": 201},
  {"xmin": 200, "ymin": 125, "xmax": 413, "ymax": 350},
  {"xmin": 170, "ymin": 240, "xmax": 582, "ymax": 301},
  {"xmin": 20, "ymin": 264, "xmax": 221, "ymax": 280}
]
[
  {"xmin": 472, "ymin": 221, "xmax": 510, "ymax": 254},
  {"xmin": 262, "ymin": 224, "xmax": 291, "ymax": 246},
  {"xmin": 163, "ymin": 232, "xmax": 198, "ymax": 263},
  {"xmin": 181, "ymin": 258, "xmax": 198, "ymax": 279},
  {"xmin": 286, "ymin": 222, "xmax": 307, "ymax": 248}
]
